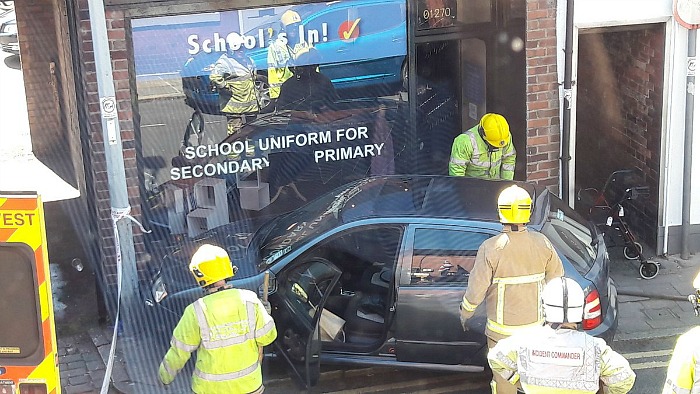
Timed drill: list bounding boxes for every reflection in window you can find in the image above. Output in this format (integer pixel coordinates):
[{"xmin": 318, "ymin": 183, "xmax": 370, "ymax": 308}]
[
  {"xmin": 410, "ymin": 228, "xmax": 489, "ymax": 285},
  {"xmin": 542, "ymin": 210, "xmax": 597, "ymax": 274}
]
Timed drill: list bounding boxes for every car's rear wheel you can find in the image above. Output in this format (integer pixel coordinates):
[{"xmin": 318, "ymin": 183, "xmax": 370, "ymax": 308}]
[{"xmin": 401, "ymin": 59, "xmax": 408, "ymax": 92}]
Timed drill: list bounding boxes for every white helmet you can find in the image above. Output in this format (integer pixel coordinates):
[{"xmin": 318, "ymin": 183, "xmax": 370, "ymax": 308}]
[{"xmin": 542, "ymin": 277, "xmax": 585, "ymax": 324}]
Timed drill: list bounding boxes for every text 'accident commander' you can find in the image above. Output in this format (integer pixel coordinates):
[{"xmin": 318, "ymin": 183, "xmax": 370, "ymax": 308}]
[
  {"xmin": 449, "ymin": 113, "xmax": 516, "ymax": 180},
  {"xmin": 460, "ymin": 185, "xmax": 564, "ymax": 394},
  {"xmin": 488, "ymin": 277, "xmax": 635, "ymax": 393},
  {"xmin": 159, "ymin": 244, "xmax": 277, "ymax": 394}
]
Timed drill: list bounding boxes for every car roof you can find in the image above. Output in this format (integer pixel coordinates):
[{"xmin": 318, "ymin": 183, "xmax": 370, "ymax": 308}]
[{"xmin": 337, "ymin": 175, "xmax": 548, "ymax": 225}]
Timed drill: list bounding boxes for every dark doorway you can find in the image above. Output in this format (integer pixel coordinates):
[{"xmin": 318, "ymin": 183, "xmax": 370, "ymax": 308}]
[
  {"xmin": 413, "ymin": 39, "xmax": 487, "ymax": 175},
  {"xmin": 574, "ymin": 24, "xmax": 665, "ymax": 249}
]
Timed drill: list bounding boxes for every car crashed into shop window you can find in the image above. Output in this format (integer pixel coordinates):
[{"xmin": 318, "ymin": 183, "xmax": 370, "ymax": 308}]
[{"xmin": 142, "ymin": 174, "xmax": 618, "ymax": 389}]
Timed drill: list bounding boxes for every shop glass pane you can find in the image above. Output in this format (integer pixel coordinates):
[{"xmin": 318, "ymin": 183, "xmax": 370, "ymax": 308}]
[
  {"xmin": 414, "ymin": 38, "xmax": 486, "ymax": 175},
  {"xmin": 130, "ymin": 0, "xmax": 410, "ymax": 301}
]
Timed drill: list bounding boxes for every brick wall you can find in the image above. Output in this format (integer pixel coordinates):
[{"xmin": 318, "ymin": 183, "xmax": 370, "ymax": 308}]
[
  {"xmin": 575, "ymin": 26, "xmax": 664, "ymax": 244},
  {"xmin": 525, "ymin": 0, "xmax": 560, "ymax": 192},
  {"xmin": 74, "ymin": 1, "xmax": 147, "ymax": 295}
]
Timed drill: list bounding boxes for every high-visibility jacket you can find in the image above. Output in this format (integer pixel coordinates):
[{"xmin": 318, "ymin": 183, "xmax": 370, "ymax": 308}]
[
  {"xmin": 159, "ymin": 288, "xmax": 277, "ymax": 394},
  {"xmin": 488, "ymin": 325, "xmax": 636, "ymax": 394},
  {"xmin": 663, "ymin": 326, "xmax": 700, "ymax": 394},
  {"xmin": 460, "ymin": 225, "xmax": 564, "ymax": 341},
  {"xmin": 448, "ymin": 125, "xmax": 516, "ymax": 180},
  {"xmin": 210, "ymin": 53, "xmax": 259, "ymax": 115},
  {"xmin": 266, "ymin": 39, "xmax": 311, "ymax": 99}
]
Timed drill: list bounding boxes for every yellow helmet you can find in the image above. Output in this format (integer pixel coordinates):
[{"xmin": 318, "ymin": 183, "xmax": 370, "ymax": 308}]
[
  {"xmin": 498, "ymin": 185, "xmax": 532, "ymax": 224},
  {"xmin": 280, "ymin": 10, "xmax": 302, "ymax": 27},
  {"xmin": 480, "ymin": 113, "xmax": 511, "ymax": 148},
  {"xmin": 189, "ymin": 244, "xmax": 237, "ymax": 288}
]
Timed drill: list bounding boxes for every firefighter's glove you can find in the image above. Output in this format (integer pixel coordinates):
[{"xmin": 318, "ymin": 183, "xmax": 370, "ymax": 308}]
[
  {"xmin": 262, "ymin": 300, "xmax": 272, "ymax": 315},
  {"xmin": 460, "ymin": 306, "xmax": 470, "ymax": 332}
]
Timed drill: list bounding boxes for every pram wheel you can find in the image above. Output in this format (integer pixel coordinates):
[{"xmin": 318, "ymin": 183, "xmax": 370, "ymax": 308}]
[
  {"xmin": 623, "ymin": 242, "xmax": 642, "ymax": 260},
  {"xmin": 639, "ymin": 262, "xmax": 659, "ymax": 280}
]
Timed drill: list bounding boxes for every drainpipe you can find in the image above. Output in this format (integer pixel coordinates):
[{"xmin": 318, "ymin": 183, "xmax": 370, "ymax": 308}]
[
  {"xmin": 560, "ymin": 0, "xmax": 574, "ymax": 205},
  {"xmin": 681, "ymin": 29, "xmax": 696, "ymax": 260}
]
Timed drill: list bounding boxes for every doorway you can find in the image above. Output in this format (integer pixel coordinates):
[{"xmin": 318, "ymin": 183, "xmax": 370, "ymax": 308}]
[
  {"xmin": 573, "ymin": 24, "xmax": 665, "ymax": 248},
  {"xmin": 413, "ymin": 38, "xmax": 487, "ymax": 175}
]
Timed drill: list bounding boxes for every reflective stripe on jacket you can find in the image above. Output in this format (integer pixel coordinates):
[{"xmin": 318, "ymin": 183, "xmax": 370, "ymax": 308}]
[
  {"xmin": 448, "ymin": 125, "xmax": 516, "ymax": 180},
  {"xmin": 266, "ymin": 40, "xmax": 311, "ymax": 99},
  {"xmin": 460, "ymin": 226, "xmax": 564, "ymax": 341},
  {"xmin": 488, "ymin": 325, "xmax": 636, "ymax": 394},
  {"xmin": 210, "ymin": 54, "xmax": 259, "ymax": 114},
  {"xmin": 158, "ymin": 288, "xmax": 277, "ymax": 394},
  {"xmin": 663, "ymin": 326, "xmax": 700, "ymax": 394}
]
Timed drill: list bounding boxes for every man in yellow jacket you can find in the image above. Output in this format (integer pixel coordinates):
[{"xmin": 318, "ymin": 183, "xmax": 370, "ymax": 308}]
[
  {"xmin": 159, "ymin": 244, "xmax": 277, "ymax": 393},
  {"xmin": 663, "ymin": 271, "xmax": 700, "ymax": 394},
  {"xmin": 267, "ymin": 9, "xmax": 312, "ymax": 100},
  {"xmin": 488, "ymin": 277, "xmax": 636, "ymax": 393},
  {"xmin": 210, "ymin": 49, "xmax": 259, "ymax": 135},
  {"xmin": 460, "ymin": 184, "xmax": 564, "ymax": 394},
  {"xmin": 449, "ymin": 113, "xmax": 516, "ymax": 179}
]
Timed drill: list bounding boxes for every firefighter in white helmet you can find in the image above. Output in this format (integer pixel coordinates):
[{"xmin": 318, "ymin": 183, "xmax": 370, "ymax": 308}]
[
  {"xmin": 662, "ymin": 271, "xmax": 700, "ymax": 394},
  {"xmin": 267, "ymin": 9, "xmax": 313, "ymax": 100},
  {"xmin": 159, "ymin": 244, "xmax": 277, "ymax": 393},
  {"xmin": 460, "ymin": 184, "xmax": 564, "ymax": 394},
  {"xmin": 449, "ymin": 113, "xmax": 517, "ymax": 180},
  {"xmin": 488, "ymin": 277, "xmax": 636, "ymax": 393}
]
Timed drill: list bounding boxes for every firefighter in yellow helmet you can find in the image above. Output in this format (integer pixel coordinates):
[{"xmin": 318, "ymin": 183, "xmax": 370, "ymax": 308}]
[
  {"xmin": 449, "ymin": 113, "xmax": 517, "ymax": 180},
  {"xmin": 210, "ymin": 47, "xmax": 259, "ymax": 135},
  {"xmin": 159, "ymin": 244, "xmax": 277, "ymax": 393},
  {"xmin": 460, "ymin": 185, "xmax": 564, "ymax": 394},
  {"xmin": 662, "ymin": 271, "xmax": 700, "ymax": 394},
  {"xmin": 488, "ymin": 277, "xmax": 636, "ymax": 393},
  {"xmin": 267, "ymin": 9, "xmax": 313, "ymax": 100}
]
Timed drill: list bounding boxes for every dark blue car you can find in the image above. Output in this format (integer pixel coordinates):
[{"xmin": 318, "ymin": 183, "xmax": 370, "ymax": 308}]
[
  {"xmin": 181, "ymin": 0, "xmax": 408, "ymax": 115},
  {"xmin": 144, "ymin": 175, "xmax": 619, "ymax": 389}
]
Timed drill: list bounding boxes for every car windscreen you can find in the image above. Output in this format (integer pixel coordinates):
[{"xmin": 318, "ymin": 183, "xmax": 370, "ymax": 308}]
[
  {"xmin": 257, "ymin": 178, "xmax": 375, "ymax": 269},
  {"xmin": 541, "ymin": 195, "xmax": 597, "ymax": 274}
]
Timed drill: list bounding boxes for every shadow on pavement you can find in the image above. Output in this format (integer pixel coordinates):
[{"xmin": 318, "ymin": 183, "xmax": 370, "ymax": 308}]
[{"xmin": 44, "ymin": 200, "xmax": 101, "ymax": 336}]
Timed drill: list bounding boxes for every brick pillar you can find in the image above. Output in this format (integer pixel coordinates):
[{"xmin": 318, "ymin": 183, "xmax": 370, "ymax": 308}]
[{"xmin": 525, "ymin": 0, "xmax": 560, "ymax": 192}]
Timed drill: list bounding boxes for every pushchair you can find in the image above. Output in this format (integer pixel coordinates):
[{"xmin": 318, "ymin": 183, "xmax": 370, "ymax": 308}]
[{"xmin": 577, "ymin": 169, "xmax": 660, "ymax": 279}]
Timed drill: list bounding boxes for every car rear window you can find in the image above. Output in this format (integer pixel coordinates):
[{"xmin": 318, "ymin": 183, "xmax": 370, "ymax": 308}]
[{"xmin": 541, "ymin": 197, "xmax": 597, "ymax": 274}]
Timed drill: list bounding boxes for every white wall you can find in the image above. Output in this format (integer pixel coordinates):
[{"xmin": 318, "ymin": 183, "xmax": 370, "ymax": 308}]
[{"xmin": 557, "ymin": 0, "xmax": 700, "ymax": 253}]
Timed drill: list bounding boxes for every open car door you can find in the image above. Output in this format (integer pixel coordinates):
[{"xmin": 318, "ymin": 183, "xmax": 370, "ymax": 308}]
[{"xmin": 270, "ymin": 258, "xmax": 342, "ymax": 389}]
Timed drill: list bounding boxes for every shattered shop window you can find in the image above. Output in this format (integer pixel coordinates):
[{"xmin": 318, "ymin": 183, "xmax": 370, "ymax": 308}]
[{"xmin": 131, "ymin": 0, "xmax": 409, "ymax": 248}]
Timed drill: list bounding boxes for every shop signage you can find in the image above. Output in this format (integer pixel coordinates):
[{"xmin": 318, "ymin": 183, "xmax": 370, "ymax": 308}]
[
  {"xmin": 417, "ymin": 0, "xmax": 457, "ymax": 30},
  {"xmin": 132, "ymin": 0, "xmax": 407, "ymax": 76}
]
